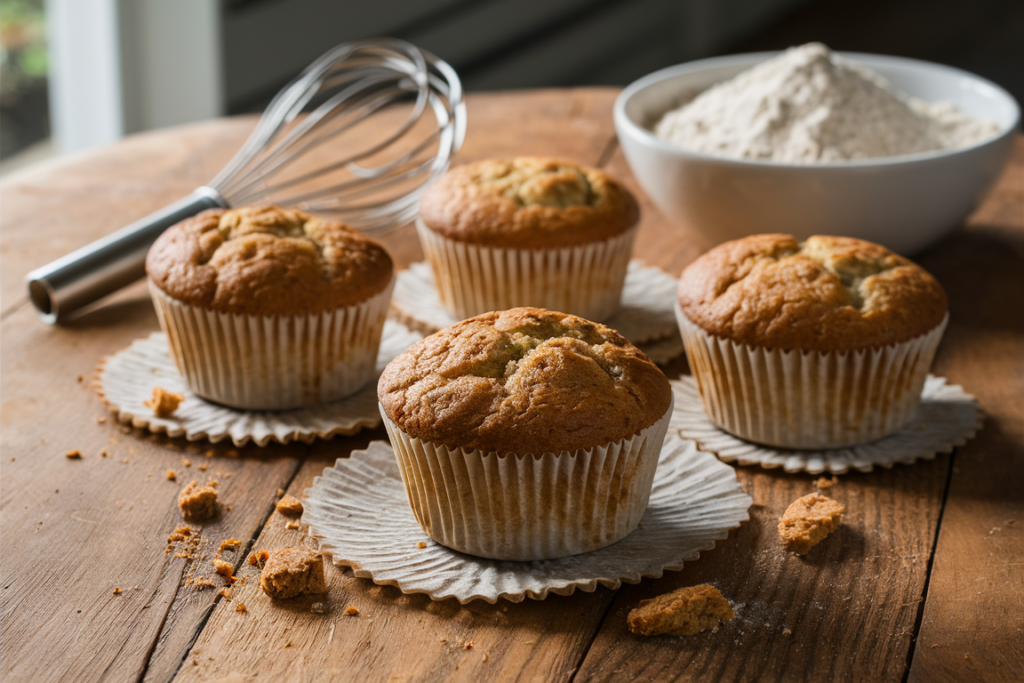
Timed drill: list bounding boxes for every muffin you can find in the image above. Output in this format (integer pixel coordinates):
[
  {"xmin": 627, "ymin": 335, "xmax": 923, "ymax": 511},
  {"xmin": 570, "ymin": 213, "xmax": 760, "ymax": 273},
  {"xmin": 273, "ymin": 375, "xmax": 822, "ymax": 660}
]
[
  {"xmin": 676, "ymin": 234, "xmax": 948, "ymax": 449},
  {"xmin": 147, "ymin": 205, "xmax": 395, "ymax": 410},
  {"xmin": 417, "ymin": 157, "xmax": 640, "ymax": 322},
  {"xmin": 378, "ymin": 307, "xmax": 673, "ymax": 560}
]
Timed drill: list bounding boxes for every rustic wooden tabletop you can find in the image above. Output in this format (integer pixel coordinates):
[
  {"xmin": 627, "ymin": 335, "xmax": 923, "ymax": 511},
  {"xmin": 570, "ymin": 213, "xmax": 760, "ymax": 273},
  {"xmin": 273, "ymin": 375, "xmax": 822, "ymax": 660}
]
[{"xmin": 1, "ymin": 89, "xmax": 1021, "ymax": 683}]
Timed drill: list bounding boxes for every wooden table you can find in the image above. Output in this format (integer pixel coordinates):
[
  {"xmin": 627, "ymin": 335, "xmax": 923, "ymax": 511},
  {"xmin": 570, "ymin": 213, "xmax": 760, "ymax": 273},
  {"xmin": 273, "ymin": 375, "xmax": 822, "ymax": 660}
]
[{"xmin": 1, "ymin": 89, "xmax": 1021, "ymax": 683}]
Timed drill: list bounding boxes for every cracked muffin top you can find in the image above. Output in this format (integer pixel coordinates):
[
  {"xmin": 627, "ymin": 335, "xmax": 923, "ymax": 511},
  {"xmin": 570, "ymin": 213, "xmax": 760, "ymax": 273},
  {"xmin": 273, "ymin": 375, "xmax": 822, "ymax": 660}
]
[
  {"xmin": 147, "ymin": 206, "xmax": 393, "ymax": 316},
  {"xmin": 677, "ymin": 234, "xmax": 947, "ymax": 352},
  {"xmin": 417, "ymin": 157, "xmax": 640, "ymax": 248},
  {"xmin": 378, "ymin": 308, "xmax": 672, "ymax": 454}
]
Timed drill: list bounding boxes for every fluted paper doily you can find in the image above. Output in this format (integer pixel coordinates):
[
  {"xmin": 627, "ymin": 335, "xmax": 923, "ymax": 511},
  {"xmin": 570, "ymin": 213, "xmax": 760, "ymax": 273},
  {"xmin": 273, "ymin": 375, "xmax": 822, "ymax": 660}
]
[
  {"xmin": 94, "ymin": 320, "xmax": 423, "ymax": 447},
  {"xmin": 303, "ymin": 434, "xmax": 752, "ymax": 603},
  {"xmin": 669, "ymin": 374, "xmax": 982, "ymax": 474},
  {"xmin": 391, "ymin": 260, "xmax": 684, "ymax": 364}
]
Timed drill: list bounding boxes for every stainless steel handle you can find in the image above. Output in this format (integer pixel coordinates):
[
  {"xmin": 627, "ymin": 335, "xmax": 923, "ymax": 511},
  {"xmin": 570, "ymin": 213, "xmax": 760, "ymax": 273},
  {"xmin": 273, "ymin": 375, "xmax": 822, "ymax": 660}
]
[{"xmin": 25, "ymin": 187, "xmax": 227, "ymax": 323}]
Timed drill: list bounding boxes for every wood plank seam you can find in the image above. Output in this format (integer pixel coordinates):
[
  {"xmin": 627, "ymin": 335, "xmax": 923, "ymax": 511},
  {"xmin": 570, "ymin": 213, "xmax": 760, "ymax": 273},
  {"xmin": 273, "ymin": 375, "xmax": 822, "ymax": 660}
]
[{"xmin": 902, "ymin": 450, "xmax": 957, "ymax": 682}]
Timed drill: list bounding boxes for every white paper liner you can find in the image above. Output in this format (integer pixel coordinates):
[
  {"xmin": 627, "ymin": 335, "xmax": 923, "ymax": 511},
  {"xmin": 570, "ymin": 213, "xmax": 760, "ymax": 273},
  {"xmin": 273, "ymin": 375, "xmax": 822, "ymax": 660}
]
[
  {"xmin": 150, "ymin": 277, "xmax": 395, "ymax": 410},
  {"xmin": 93, "ymin": 320, "xmax": 423, "ymax": 447},
  {"xmin": 392, "ymin": 260, "xmax": 684, "ymax": 364},
  {"xmin": 303, "ymin": 435, "xmax": 752, "ymax": 603},
  {"xmin": 669, "ymin": 374, "xmax": 981, "ymax": 474},
  {"xmin": 416, "ymin": 218, "xmax": 637, "ymax": 322},
  {"xmin": 380, "ymin": 401, "xmax": 673, "ymax": 561},
  {"xmin": 676, "ymin": 305, "xmax": 949, "ymax": 449}
]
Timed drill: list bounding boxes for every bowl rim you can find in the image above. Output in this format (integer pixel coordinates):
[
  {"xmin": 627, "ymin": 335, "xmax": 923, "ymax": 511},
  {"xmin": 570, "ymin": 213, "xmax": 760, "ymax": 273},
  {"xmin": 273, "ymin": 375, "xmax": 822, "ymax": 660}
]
[{"xmin": 614, "ymin": 50, "xmax": 1021, "ymax": 169}]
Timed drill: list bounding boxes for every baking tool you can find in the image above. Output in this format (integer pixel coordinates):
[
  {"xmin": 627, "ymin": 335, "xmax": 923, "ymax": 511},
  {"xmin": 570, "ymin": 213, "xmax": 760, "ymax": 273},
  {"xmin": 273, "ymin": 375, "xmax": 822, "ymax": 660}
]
[{"xmin": 26, "ymin": 38, "xmax": 465, "ymax": 323}]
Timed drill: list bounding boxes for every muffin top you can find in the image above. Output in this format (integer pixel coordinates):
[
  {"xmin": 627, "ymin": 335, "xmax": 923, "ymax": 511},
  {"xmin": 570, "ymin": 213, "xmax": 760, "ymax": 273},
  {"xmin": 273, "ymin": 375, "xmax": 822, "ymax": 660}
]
[
  {"xmin": 147, "ymin": 206, "xmax": 394, "ymax": 316},
  {"xmin": 378, "ymin": 308, "xmax": 672, "ymax": 455},
  {"xmin": 677, "ymin": 234, "xmax": 948, "ymax": 352},
  {"xmin": 418, "ymin": 157, "xmax": 640, "ymax": 248}
]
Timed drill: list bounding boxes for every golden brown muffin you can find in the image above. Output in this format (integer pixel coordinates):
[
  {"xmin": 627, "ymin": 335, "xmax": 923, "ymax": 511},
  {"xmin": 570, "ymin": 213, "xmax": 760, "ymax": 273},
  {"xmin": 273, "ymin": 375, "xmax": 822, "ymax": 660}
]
[
  {"xmin": 677, "ymin": 234, "xmax": 947, "ymax": 352},
  {"xmin": 418, "ymin": 157, "xmax": 640, "ymax": 249},
  {"xmin": 147, "ymin": 206, "xmax": 393, "ymax": 316},
  {"xmin": 378, "ymin": 307, "xmax": 672, "ymax": 455}
]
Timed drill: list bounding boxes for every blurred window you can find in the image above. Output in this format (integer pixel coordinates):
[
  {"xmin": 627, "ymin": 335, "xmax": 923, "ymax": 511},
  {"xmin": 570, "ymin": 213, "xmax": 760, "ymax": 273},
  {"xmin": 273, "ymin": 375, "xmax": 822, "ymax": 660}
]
[{"xmin": 0, "ymin": 0, "xmax": 49, "ymax": 160}]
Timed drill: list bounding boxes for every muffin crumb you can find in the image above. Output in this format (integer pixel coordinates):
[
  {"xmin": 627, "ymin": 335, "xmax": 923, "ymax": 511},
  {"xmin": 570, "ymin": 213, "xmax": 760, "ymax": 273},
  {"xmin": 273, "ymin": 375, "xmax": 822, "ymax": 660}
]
[
  {"xmin": 248, "ymin": 550, "xmax": 269, "ymax": 568},
  {"xmin": 145, "ymin": 387, "xmax": 184, "ymax": 417},
  {"xmin": 112, "ymin": 587, "xmax": 122, "ymax": 595},
  {"xmin": 236, "ymin": 602, "xmax": 247, "ymax": 613},
  {"xmin": 178, "ymin": 481, "xmax": 218, "ymax": 522},
  {"xmin": 627, "ymin": 584, "xmax": 734, "ymax": 636},
  {"xmin": 815, "ymin": 476, "xmax": 836, "ymax": 489},
  {"xmin": 417, "ymin": 541, "xmax": 427, "ymax": 549},
  {"xmin": 778, "ymin": 492, "xmax": 845, "ymax": 555},
  {"xmin": 166, "ymin": 470, "xmax": 177, "ymax": 481},
  {"xmin": 276, "ymin": 496, "xmax": 303, "ymax": 517},
  {"xmin": 345, "ymin": 606, "xmax": 359, "ymax": 616},
  {"xmin": 284, "ymin": 520, "xmax": 301, "ymax": 530},
  {"xmin": 259, "ymin": 547, "xmax": 328, "ymax": 600},
  {"xmin": 213, "ymin": 559, "xmax": 234, "ymax": 579},
  {"xmin": 219, "ymin": 538, "xmax": 241, "ymax": 552},
  {"xmin": 65, "ymin": 450, "xmax": 82, "ymax": 459},
  {"xmin": 311, "ymin": 602, "xmax": 325, "ymax": 614},
  {"xmin": 219, "ymin": 587, "xmax": 233, "ymax": 600}
]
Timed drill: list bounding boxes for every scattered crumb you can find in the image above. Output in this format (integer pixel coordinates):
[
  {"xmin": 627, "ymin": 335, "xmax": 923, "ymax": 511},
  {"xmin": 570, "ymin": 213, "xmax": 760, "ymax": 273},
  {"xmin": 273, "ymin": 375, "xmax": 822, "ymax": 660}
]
[
  {"xmin": 259, "ymin": 548, "xmax": 328, "ymax": 600},
  {"xmin": 226, "ymin": 449, "xmax": 239, "ymax": 458},
  {"xmin": 417, "ymin": 541, "xmax": 427, "ymax": 549},
  {"xmin": 931, "ymin": 644, "xmax": 941, "ymax": 649},
  {"xmin": 166, "ymin": 470, "xmax": 177, "ymax": 481},
  {"xmin": 178, "ymin": 481, "xmax": 218, "ymax": 522},
  {"xmin": 205, "ymin": 450, "xmax": 214, "ymax": 458},
  {"xmin": 483, "ymin": 653, "xmax": 489, "ymax": 662},
  {"xmin": 183, "ymin": 459, "xmax": 191, "ymax": 468},
  {"xmin": 284, "ymin": 520, "xmax": 301, "ymax": 530},
  {"xmin": 778, "ymin": 492, "xmax": 845, "ymax": 555},
  {"xmin": 311, "ymin": 602, "xmax": 325, "ymax": 614},
  {"xmin": 248, "ymin": 550, "xmax": 269, "ymax": 568},
  {"xmin": 219, "ymin": 538, "xmax": 241, "ymax": 552},
  {"xmin": 197, "ymin": 464, "xmax": 208, "ymax": 472},
  {"xmin": 100, "ymin": 449, "xmax": 109, "ymax": 458},
  {"xmin": 464, "ymin": 641, "xmax": 474, "ymax": 650},
  {"xmin": 65, "ymin": 450, "xmax": 82, "ymax": 459},
  {"xmin": 236, "ymin": 602, "xmax": 247, "ymax": 613},
  {"xmin": 213, "ymin": 559, "xmax": 234, "ymax": 579},
  {"xmin": 345, "ymin": 606, "xmax": 359, "ymax": 616},
  {"xmin": 144, "ymin": 387, "xmax": 184, "ymax": 418},
  {"xmin": 627, "ymin": 584, "xmax": 734, "ymax": 636},
  {"xmin": 77, "ymin": 375, "xmax": 84, "ymax": 383},
  {"xmin": 782, "ymin": 627, "xmax": 792, "ymax": 637},
  {"xmin": 219, "ymin": 587, "xmax": 233, "ymax": 600},
  {"xmin": 276, "ymin": 488, "xmax": 285, "ymax": 497},
  {"xmin": 276, "ymin": 496, "xmax": 304, "ymax": 517},
  {"xmin": 112, "ymin": 588, "xmax": 122, "ymax": 595},
  {"xmin": 193, "ymin": 578, "xmax": 215, "ymax": 589},
  {"xmin": 815, "ymin": 476, "xmax": 836, "ymax": 489},
  {"xmin": 96, "ymin": 416, "xmax": 107, "ymax": 424}
]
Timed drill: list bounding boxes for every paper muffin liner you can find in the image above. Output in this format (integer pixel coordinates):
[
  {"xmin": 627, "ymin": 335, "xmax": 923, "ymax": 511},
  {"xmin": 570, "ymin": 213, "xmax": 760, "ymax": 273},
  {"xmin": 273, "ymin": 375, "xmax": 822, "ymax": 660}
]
[
  {"xmin": 675, "ymin": 305, "xmax": 949, "ymax": 449},
  {"xmin": 670, "ymin": 374, "xmax": 981, "ymax": 474},
  {"xmin": 390, "ymin": 260, "xmax": 685, "ymax": 364},
  {"xmin": 416, "ymin": 218, "xmax": 637, "ymax": 322},
  {"xmin": 93, "ymin": 320, "xmax": 424, "ymax": 446},
  {"xmin": 303, "ymin": 435, "xmax": 752, "ymax": 603},
  {"xmin": 149, "ymin": 277, "xmax": 394, "ymax": 410},
  {"xmin": 380, "ymin": 399, "xmax": 673, "ymax": 561}
]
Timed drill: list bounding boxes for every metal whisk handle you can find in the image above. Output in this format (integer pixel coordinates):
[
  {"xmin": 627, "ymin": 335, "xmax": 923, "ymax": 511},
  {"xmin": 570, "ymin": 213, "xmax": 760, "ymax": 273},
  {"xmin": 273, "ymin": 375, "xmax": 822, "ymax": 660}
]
[{"xmin": 26, "ymin": 186, "xmax": 226, "ymax": 323}]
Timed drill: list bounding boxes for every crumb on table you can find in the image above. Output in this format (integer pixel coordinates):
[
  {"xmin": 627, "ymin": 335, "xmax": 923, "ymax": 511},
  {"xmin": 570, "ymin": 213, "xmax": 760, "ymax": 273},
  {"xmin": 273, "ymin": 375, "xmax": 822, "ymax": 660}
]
[
  {"xmin": 219, "ymin": 538, "xmax": 241, "ymax": 552},
  {"xmin": 276, "ymin": 495, "xmax": 304, "ymax": 517},
  {"xmin": 311, "ymin": 602, "xmax": 325, "ymax": 614},
  {"xmin": 112, "ymin": 587, "xmax": 122, "ymax": 595},
  {"xmin": 144, "ymin": 386, "xmax": 185, "ymax": 418},
  {"xmin": 778, "ymin": 492, "xmax": 845, "ymax": 555},
  {"xmin": 416, "ymin": 541, "xmax": 427, "ymax": 549},
  {"xmin": 815, "ymin": 476, "xmax": 836, "ymax": 489},
  {"xmin": 65, "ymin": 450, "xmax": 82, "ymax": 459},
  {"xmin": 259, "ymin": 547, "xmax": 328, "ymax": 600},
  {"xmin": 166, "ymin": 470, "xmax": 177, "ymax": 481},
  {"xmin": 178, "ymin": 481, "xmax": 218, "ymax": 522},
  {"xmin": 345, "ymin": 605, "xmax": 359, "ymax": 616},
  {"xmin": 236, "ymin": 602, "xmax": 247, "ymax": 613},
  {"xmin": 284, "ymin": 520, "xmax": 301, "ymax": 530},
  {"xmin": 213, "ymin": 559, "xmax": 234, "ymax": 580},
  {"xmin": 248, "ymin": 550, "xmax": 269, "ymax": 568},
  {"xmin": 627, "ymin": 584, "xmax": 734, "ymax": 636}
]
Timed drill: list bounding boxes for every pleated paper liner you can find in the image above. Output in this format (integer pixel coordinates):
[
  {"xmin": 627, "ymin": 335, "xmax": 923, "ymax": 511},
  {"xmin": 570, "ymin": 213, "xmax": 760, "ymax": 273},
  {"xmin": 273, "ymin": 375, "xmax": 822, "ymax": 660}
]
[
  {"xmin": 416, "ymin": 218, "xmax": 636, "ymax": 323},
  {"xmin": 669, "ymin": 375, "xmax": 981, "ymax": 474},
  {"xmin": 94, "ymin": 320, "xmax": 423, "ymax": 447},
  {"xmin": 302, "ymin": 434, "xmax": 753, "ymax": 604},
  {"xmin": 391, "ymin": 260, "xmax": 684, "ymax": 364}
]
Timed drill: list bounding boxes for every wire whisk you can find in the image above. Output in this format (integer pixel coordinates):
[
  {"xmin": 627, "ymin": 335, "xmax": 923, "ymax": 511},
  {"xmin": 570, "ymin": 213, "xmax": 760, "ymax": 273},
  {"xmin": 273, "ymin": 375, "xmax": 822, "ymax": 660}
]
[{"xmin": 27, "ymin": 38, "xmax": 465, "ymax": 323}]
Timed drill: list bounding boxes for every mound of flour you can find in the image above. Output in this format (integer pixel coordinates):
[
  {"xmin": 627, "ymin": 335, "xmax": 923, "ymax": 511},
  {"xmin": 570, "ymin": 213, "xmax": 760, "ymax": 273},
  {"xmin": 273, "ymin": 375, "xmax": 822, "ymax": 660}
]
[{"xmin": 654, "ymin": 43, "xmax": 1000, "ymax": 163}]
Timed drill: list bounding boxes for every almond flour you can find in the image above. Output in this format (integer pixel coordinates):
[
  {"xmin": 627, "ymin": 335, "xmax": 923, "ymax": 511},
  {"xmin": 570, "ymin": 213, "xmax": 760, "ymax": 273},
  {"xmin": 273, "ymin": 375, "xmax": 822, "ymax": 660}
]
[{"xmin": 655, "ymin": 43, "xmax": 1000, "ymax": 163}]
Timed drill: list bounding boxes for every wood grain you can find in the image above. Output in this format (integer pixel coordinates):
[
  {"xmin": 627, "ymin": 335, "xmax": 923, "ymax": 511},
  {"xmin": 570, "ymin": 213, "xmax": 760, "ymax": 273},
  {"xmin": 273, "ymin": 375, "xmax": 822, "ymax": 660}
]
[{"xmin": 907, "ymin": 141, "xmax": 1024, "ymax": 683}]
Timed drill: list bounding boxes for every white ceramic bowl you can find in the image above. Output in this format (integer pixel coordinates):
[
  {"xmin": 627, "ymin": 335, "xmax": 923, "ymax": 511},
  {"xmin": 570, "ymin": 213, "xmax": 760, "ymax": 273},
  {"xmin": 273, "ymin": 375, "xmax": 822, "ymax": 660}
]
[{"xmin": 614, "ymin": 52, "xmax": 1020, "ymax": 254}]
